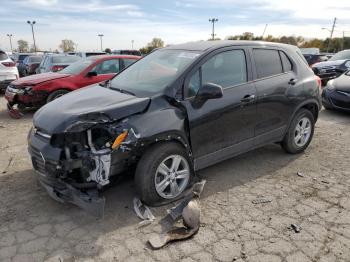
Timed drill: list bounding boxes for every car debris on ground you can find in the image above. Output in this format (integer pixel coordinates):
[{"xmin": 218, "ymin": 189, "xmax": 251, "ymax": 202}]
[
  {"xmin": 133, "ymin": 197, "xmax": 155, "ymax": 226},
  {"xmin": 297, "ymin": 172, "xmax": 305, "ymax": 177},
  {"xmin": 290, "ymin": 223, "xmax": 302, "ymax": 233},
  {"xmin": 252, "ymin": 197, "xmax": 272, "ymax": 204},
  {"xmin": 148, "ymin": 180, "xmax": 206, "ymax": 249}
]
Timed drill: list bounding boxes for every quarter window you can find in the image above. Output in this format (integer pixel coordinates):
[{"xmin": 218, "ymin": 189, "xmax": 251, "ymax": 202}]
[
  {"xmin": 253, "ymin": 49, "xmax": 283, "ymax": 78},
  {"xmin": 279, "ymin": 51, "xmax": 293, "ymax": 72}
]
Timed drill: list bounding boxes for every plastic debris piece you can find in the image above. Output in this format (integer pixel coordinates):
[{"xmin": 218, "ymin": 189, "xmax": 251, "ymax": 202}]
[
  {"xmin": 148, "ymin": 180, "xmax": 206, "ymax": 249},
  {"xmin": 290, "ymin": 223, "xmax": 301, "ymax": 233},
  {"xmin": 297, "ymin": 172, "xmax": 305, "ymax": 177},
  {"xmin": 133, "ymin": 197, "xmax": 155, "ymax": 225},
  {"xmin": 252, "ymin": 197, "xmax": 272, "ymax": 204}
]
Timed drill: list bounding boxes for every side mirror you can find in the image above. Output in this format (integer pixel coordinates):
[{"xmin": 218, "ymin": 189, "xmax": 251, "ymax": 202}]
[
  {"xmin": 86, "ymin": 71, "xmax": 97, "ymax": 77},
  {"xmin": 196, "ymin": 82, "xmax": 223, "ymax": 100}
]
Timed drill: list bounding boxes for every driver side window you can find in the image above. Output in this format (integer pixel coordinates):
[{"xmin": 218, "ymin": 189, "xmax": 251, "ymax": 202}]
[
  {"xmin": 91, "ymin": 59, "xmax": 120, "ymax": 75},
  {"xmin": 187, "ymin": 49, "xmax": 247, "ymax": 97}
]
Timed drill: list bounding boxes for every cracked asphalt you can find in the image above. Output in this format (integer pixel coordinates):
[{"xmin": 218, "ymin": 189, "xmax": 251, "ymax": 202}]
[{"xmin": 0, "ymin": 97, "xmax": 349, "ymax": 262}]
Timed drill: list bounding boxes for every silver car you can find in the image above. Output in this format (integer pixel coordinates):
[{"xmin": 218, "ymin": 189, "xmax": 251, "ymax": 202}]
[{"xmin": 36, "ymin": 54, "xmax": 81, "ymax": 74}]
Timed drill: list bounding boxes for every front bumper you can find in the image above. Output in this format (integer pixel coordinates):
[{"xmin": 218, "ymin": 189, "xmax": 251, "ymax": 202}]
[
  {"xmin": 28, "ymin": 128, "xmax": 107, "ymax": 217},
  {"xmin": 5, "ymin": 86, "xmax": 48, "ymax": 107},
  {"xmin": 322, "ymin": 89, "xmax": 350, "ymax": 112}
]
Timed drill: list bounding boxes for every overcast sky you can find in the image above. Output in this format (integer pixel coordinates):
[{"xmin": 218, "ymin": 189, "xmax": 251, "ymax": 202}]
[{"xmin": 1, "ymin": 0, "xmax": 350, "ymax": 52}]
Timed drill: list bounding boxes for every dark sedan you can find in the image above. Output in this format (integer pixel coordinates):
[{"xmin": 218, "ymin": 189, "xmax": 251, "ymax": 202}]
[
  {"xmin": 22, "ymin": 55, "xmax": 42, "ymax": 76},
  {"xmin": 322, "ymin": 71, "xmax": 350, "ymax": 112},
  {"xmin": 312, "ymin": 49, "xmax": 350, "ymax": 85}
]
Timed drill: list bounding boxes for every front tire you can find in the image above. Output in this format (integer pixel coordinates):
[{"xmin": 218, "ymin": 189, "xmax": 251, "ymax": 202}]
[
  {"xmin": 281, "ymin": 109, "xmax": 315, "ymax": 154},
  {"xmin": 46, "ymin": 89, "xmax": 69, "ymax": 103},
  {"xmin": 135, "ymin": 142, "xmax": 193, "ymax": 205}
]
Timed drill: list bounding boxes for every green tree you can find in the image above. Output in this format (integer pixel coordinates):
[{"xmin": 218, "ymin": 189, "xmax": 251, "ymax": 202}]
[
  {"xmin": 59, "ymin": 39, "xmax": 75, "ymax": 52},
  {"xmin": 139, "ymin": 37, "xmax": 165, "ymax": 54},
  {"xmin": 17, "ymin": 40, "xmax": 29, "ymax": 52}
]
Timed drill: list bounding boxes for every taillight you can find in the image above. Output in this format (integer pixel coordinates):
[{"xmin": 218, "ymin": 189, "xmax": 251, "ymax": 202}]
[
  {"xmin": 315, "ymin": 75, "xmax": 322, "ymax": 89},
  {"xmin": 2, "ymin": 62, "xmax": 16, "ymax": 67},
  {"xmin": 51, "ymin": 65, "xmax": 65, "ymax": 72}
]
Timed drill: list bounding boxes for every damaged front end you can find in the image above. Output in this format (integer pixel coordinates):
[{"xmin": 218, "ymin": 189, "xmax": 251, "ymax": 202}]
[{"xmin": 28, "ymin": 116, "xmax": 140, "ymax": 218}]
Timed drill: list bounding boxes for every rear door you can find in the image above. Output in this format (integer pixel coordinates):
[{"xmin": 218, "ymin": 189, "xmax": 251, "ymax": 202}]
[
  {"xmin": 251, "ymin": 48, "xmax": 297, "ymax": 145},
  {"xmin": 182, "ymin": 47, "xmax": 257, "ymax": 169}
]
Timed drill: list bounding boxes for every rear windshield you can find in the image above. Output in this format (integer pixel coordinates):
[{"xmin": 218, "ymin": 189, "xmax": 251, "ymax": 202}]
[
  {"xmin": 52, "ymin": 56, "xmax": 80, "ymax": 64},
  {"xmin": 58, "ymin": 59, "xmax": 93, "ymax": 75},
  {"xmin": 29, "ymin": 56, "xmax": 42, "ymax": 63},
  {"xmin": 0, "ymin": 51, "xmax": 8, "ymax": 61},
  {"xmin": 18, "ymin": 54, "xmax": 29, "ymax": 61}
]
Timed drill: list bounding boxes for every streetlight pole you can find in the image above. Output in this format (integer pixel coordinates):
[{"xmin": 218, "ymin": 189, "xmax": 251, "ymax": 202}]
[
  {"xmin": 27, "ymin": 21, "xmax": 37, "ymax": 52},
  {"xmin": 131, "ymin": 40, "xmax": 134, "ymax": 49},
  {"xmin": 262, "ymin": 24, "xmax": 268, "ymax": 39},
  {"xmin": 6, "ymin": 34, "xmax": 13, "ymax": 52},
  {"xmin": 97, "ymin": 34, "xmax": 104, "ymax": 51},
  {"xmin": 209, "ymin": 18, "xmax": 218, "ymax": 40}
]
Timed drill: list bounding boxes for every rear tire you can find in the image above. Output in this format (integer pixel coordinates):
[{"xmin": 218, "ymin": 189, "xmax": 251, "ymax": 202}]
[
  {"xmin": 46, "ymin": 89, "xmax": 69, "ymax": 103},
  {"xmin": 281, "ymin": 109, "xmax": 315, "ymax": 154},
  {"xmin": 135, "ymin": 142, "xmax": 193, "ymax": 205}
]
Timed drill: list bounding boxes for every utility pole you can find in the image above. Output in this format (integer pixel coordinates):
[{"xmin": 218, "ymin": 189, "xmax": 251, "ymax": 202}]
[
  {"xmin": 131, "ymin": 40, "xmax": 134, "ymax": 49},
  {"xmin": 326, "ymin": 17, "xmax": 337, "ymax": 53},
  {"xmin": 209, "ymin": 18, "xmax": 218, "ymax": 40},
  {"xmin": 261, "ymin": 24, "xmax": 268, "ymax": 39},
  {"xmin": 6, "ymin": 34, "xmax": 13, "ymax": 52},
  {"xmin": 27, "ymin": 21, "xmax": 37, "ymax": 52},
  {"xmin": 97, "ymin": 34, "xmax": 104, "ymax": 51}
]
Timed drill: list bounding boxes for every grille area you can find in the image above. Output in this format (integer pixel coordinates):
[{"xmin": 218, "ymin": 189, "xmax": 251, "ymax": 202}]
[{"xmin": 30, "ymin": 145, "xmax": 46, "ymax": 174}]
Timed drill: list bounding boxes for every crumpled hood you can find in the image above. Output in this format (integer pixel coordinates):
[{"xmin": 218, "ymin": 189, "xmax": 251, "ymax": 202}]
[
  {"xmin": 33, "ymin": 85, "xmax": 151, "ymax": 134},
  {"xmin": 312, "ymin": 60, "xmax": 346, "ymax": 68},
  {"xmin": 12, "ymin": 72, "xmax": 70, "ymax": 86},
  {"xmin": 331, "ymin": 73, "xmax": 350, "ymax": 92}
]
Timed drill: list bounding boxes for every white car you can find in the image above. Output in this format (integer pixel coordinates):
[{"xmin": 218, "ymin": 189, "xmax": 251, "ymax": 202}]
[{"xmin": 0, "ymin": 50, "xmax": 19, "ymax": 91}]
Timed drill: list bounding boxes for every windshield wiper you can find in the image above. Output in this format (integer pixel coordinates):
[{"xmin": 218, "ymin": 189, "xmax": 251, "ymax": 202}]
[{"xmin": 110, "ymin": 86, "xmax": 135, "ymax": 96}]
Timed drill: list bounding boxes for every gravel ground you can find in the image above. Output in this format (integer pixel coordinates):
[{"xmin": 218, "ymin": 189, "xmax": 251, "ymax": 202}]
[{"xmin": 0, "ymin": 97, "xmax": 349, "ymax": 262}]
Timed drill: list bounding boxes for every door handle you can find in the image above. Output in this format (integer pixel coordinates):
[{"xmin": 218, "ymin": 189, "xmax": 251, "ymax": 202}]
[
  {"xmin": 288, "ymin": 78, "xmax": 298, "ymax": 85},
  {"xmin": 240, "ymin": 94, "xmax": 255, "ymax": 103}
]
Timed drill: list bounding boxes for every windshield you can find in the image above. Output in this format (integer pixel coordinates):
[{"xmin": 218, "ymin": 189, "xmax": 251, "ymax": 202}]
[
  {"xmin": 329, "ymin": 50, "xmax": 350, "ymax": 61},
  {"xmin": 18, "ymin": 54, "xmax": 29, "ymax": 61},
  {"xmin": 110, "ymin": 49, "xmax": 200, "ymax": 96},
  {"xmin": 52, "ymin": 55, "xmax": 80, "ymax": 64},
  {"xmin": 58, "ymin": 59, "xmax": 93, "ymax": 75}
]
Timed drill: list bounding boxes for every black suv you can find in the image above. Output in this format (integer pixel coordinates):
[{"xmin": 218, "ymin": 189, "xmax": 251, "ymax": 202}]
[{"xmin": 28, "ymin": 41, "xmax": 321, "ymax": 216}]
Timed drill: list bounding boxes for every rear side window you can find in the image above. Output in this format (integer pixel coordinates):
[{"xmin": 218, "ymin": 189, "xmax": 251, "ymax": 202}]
[
  {"xmin": 279, "ymin": 51, "xmax": 293, "ymax": 72},
  {"xmin": 253, "ymin": 49, "xmax": 283, "ymax": 78}
]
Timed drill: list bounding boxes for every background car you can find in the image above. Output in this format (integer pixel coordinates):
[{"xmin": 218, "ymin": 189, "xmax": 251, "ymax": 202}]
[
  {"xmin": 0, "ymin": 49, "xmax": 19, "ymax": 91},
  {"xmin": 303, "ymin": 54, "xmax": 328, "ymax": 66},
  {"xmin": 5, "ymin": 54, "xmax": 140, "ymax": 111},
  {"xmin": 37, "ymin": 54, "xmax": 81, "ymax": 74},
  {"xmin": 322, "ymin": 71, "xmax": 350, "ymax": 112},
  {"xmin": 312, "ymin": 49, "xmax": 350, "ymax": 85},
  {"xmin": 76, "ymin": 52, "xmax": 106, "ymax": 58},
  {"xmin": 15, "ymin": 53, "xmax": 32, "ymax": 76},
  {"xmin": 112, "ymin": 49, "xmax": 142, "ymax": 56},
  {"xmin": 21, "ymin": 55, "xmax": 42, "ymax": 76}
]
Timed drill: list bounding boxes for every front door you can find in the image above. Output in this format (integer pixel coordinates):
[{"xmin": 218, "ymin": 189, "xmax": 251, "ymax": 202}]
[{"xmin": 181, "ymin": 48, "xmax": 257, "ymax": 170}]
